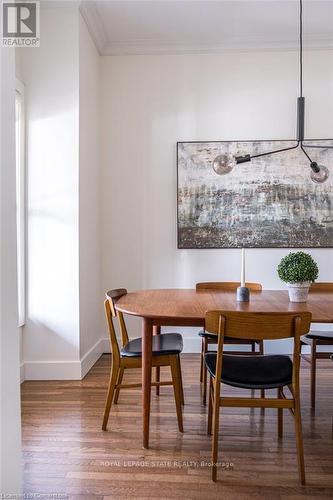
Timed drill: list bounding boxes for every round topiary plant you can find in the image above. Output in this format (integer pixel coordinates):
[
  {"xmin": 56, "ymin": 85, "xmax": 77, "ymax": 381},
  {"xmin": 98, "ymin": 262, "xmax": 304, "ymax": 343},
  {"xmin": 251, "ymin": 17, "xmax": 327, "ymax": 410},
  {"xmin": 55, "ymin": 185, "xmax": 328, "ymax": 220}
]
[{"xmin": 278, "ymin": 251, "xmax": 319, "ymax": 284}]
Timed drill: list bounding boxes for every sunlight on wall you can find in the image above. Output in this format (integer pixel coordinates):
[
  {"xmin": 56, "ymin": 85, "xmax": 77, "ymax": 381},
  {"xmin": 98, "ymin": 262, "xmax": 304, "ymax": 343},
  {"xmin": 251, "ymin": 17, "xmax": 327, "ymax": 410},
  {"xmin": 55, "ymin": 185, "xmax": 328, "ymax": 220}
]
[{"xmin": 27, "ymin": 110, "xmax": 79, "ymax": 349}]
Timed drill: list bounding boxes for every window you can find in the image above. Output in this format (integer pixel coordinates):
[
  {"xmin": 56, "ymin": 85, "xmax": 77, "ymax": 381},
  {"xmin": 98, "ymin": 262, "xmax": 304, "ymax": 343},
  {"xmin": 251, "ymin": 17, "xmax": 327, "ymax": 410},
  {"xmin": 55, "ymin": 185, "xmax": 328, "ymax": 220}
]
[{"xmin": 15, "ymin": 80, "xmax": 25, "ymax": 327}]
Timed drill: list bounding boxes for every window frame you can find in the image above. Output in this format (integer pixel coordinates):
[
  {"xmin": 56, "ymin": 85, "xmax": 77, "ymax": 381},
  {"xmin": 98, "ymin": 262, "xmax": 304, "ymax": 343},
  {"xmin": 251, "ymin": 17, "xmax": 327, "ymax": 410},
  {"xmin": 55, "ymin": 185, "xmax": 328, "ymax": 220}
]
[{"xmin": 15, "ymin": 78, "xmax": 26, "ymax": 327}]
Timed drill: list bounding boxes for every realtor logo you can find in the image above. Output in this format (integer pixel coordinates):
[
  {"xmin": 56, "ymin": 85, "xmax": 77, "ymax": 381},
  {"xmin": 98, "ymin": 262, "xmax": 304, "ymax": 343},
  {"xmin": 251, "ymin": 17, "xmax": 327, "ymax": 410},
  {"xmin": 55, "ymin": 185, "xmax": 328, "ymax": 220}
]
[{"xmin": 2, "ymin": 1, "xmax": 40, "ymax": 46}]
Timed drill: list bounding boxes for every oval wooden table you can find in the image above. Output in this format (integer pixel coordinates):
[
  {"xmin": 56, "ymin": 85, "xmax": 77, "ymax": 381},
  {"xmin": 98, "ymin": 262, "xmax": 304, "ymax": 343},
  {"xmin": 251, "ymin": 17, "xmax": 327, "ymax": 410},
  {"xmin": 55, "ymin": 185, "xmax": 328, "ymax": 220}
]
[{"xmin": 116, "ymin": 288, "xmax": 333, "ymax": 449}]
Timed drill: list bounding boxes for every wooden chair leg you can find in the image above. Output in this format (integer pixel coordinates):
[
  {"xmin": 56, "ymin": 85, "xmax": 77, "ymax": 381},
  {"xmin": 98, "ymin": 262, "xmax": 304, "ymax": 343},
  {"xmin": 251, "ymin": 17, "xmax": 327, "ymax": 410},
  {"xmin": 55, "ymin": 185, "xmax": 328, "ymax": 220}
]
[
  {"xmin": 259, "ymin": 340, "xmax": 265, "ymax": 399},
  {"xmin": 259, "ymin": 340, "xmax": 264, "ymax": 355},
  {"xmin": 207, "ymin": 376, "xmax": 213, "ymax": 435},
  {"xmin": 154, "ymin": 326, "xmax": 161, "ymax": 395},
  {"xmin": 170, "ymin": 357, "xmax": 184, "ymax": 432},
  {"xmin": 310, "ymin": 339, "xmax": 317, "ymax": 410},
  {"xmin": 211, "ymin": 381, "xmax": 220, "ymax": 482},
  {"xmin": 294, "ymin": 392, "xmax": 306, "ymax": 485},
  {"xmin": 102, "ymin": 363, "xmax": 119, "ymax": 431},
  {"xmin": 200, "ymin": 338, "xmax": 204, "ymax": 383},
  {"xmin": 202, "ymin": 339, "xmax": 208, "ymax": 406},
  {"xmin": 155, "ymin": 367, "xmax": 160, "ymax": 396},
  {"xmin": 278, "ymin": 387, "xmax": 283, "ymax": 438},
  {"xmin": 177, "ymin": 355, "xmax": 185, "ymax": 405},
  {"xmin": 113, "ymin": 367, "xmax": 124, "ymax": 404}
]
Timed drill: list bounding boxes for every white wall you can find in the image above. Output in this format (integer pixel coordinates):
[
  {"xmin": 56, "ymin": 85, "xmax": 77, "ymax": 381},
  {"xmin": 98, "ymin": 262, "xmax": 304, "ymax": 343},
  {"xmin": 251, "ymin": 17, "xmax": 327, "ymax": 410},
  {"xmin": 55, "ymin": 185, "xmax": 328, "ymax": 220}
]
[
  {"xmin": 19, "ymin": 6, "xmax": 81, "ymax": 377},
  {"xmin": 17, "ymin": 17, "xmax": 333, "ymax": 371},
  {"xmin": 0, "ymin": 46, "xmax": 22, "ymax": 494},
  {"xmin": 15, "ymin": 49, "xmax": 25, "ymax": 380},
  {"xmin": 100, "ymin": 50, "xmax": 333, "ymax": 351},
  {"xmin": 17, "ymin": 6, "xmax": 104, "ymax": 379},
  {"xmin": 78, "ymin": 14, "xmax": 102, "ymax": 364}
]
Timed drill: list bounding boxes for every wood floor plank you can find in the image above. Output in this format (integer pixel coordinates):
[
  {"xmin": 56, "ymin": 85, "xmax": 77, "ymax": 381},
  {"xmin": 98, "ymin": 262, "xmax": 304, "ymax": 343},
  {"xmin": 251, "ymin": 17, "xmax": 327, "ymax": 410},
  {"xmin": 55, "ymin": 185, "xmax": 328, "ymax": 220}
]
[{"xmin": 21, "ymin": 354, "xmax": 333, "ymax": 498}]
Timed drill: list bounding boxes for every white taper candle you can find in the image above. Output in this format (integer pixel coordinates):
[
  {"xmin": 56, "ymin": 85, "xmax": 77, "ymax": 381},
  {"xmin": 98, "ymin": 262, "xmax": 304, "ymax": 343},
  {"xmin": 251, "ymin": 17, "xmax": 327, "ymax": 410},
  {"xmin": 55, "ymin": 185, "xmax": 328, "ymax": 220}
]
[{"xmin": 241, "ymin": 248, "xmax": 245, "ymax": 287}]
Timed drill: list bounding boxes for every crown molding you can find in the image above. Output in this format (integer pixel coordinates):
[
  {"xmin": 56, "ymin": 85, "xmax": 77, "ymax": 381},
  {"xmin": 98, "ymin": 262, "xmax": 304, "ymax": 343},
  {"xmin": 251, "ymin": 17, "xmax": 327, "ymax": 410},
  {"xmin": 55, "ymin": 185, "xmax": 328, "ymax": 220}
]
[
  {"xmin": 79, "ymin": 1, "xmax": 106, "ymax": 55},
  {"xmin": 79, "ymin": 2, "xmax": 333, "ymax": 57},
  {"xmin": 101, "ymin": 36, "xmax": 333, "ymax": 56}
]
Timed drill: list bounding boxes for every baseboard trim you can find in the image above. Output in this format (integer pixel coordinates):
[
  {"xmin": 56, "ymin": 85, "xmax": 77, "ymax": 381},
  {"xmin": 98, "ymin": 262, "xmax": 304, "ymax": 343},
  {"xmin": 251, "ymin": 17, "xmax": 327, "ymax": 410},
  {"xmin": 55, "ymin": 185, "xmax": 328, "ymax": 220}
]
[
  {"xmin": 80, "ymin": 338, "xmax": 104, "ymax": 378},
  {"xmin": 23, "ymin": 338, "xmax": 105, "ymax": 381},
  {"xmin": 100, "ymin": 337, "xmax": 111, "ymax": 354},
  {"xmin": 20, "ymin": 363, "xmax": 25, "ymax": 384},
  {"xmin": 24, "ymin": 328, "xmax": 327, "ymax": 382},
  {"xmin": 24, "ymin": 359, "xmax": 82, "ymax": 380}
]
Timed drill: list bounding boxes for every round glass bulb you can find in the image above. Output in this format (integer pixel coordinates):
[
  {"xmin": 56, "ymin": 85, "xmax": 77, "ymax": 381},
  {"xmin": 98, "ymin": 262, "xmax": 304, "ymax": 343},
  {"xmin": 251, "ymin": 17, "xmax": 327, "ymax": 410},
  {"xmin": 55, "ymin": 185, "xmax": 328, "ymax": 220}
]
[
  {"xmin": 310, "ymin": 164, "xmax": 329, "ymax": 184},
  {"xmin": 212, "ymin": 154, "xmax": 234, "ymax": 175}
]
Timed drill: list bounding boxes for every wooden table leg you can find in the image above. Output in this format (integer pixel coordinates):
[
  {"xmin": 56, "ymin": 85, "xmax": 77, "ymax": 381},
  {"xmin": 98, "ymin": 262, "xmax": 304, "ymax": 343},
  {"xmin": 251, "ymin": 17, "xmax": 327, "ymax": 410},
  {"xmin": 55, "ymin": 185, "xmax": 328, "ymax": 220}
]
[
  {"xmin": 153, "ymin": 325, "xmax": 161, "ymax": 395},
  {"xmin": 142, "ymin": 317, "xmax": 153, "ymax": 449},
  {"xmin": 310, "ymin": 339, "xmax": 317, "ymax": 410}
]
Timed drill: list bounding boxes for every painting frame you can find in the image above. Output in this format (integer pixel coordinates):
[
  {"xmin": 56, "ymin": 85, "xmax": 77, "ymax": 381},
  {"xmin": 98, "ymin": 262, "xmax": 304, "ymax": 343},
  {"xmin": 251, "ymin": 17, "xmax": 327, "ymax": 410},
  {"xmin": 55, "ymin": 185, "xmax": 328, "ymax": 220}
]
[{"xmin": 177, "ymin": 139, "xmax": 333, "ymax": 249}]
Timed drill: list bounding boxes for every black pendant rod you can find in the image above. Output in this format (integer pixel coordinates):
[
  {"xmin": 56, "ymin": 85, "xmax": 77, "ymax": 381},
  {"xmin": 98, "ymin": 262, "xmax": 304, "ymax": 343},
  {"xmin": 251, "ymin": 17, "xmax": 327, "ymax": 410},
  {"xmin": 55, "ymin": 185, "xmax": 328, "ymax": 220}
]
[
  {"xmin": 235, "ymin": 142, "xmax": 299, "ymax": 164},
  {"xmin": 297, "ymin": 0, "xmax": 317, "ymax": 165},
  {"xmin": 299, "ymin": 0, "xmax": 303, "ymax": 98},
  {"xmin": 234, "ymin": 0, "xmax": 326, "ymax": 167}
]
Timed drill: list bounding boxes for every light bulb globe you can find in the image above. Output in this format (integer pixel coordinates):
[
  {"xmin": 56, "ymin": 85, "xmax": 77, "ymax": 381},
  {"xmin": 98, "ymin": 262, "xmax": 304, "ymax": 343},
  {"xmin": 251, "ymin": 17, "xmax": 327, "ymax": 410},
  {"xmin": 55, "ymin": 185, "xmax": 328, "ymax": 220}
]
[
  {"xmin": 310, "ymin": 164, "xmax": 329, "ymax": 184},
  {"xmin": 212, "ymin": 154, "xmax": 234, "ymax": 175}
]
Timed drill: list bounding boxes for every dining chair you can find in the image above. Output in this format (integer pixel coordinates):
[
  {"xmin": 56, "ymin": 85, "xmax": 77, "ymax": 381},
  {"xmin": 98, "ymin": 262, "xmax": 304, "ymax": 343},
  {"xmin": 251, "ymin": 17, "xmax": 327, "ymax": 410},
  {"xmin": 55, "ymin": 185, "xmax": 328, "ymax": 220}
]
[
  {"xmin": 102, "ymin": 289, "xmax": 184, "ymax": 432},
  {"xmin": 196, "ymin": 282, "xmax": 263, "ymax": 405},
  {"xmin": 205, "ymin": 309, "xmax": 311, "ymax": 483},
  {"xmin": 300, "ymin": 282, "xmax": 333, "ymax": 409}
]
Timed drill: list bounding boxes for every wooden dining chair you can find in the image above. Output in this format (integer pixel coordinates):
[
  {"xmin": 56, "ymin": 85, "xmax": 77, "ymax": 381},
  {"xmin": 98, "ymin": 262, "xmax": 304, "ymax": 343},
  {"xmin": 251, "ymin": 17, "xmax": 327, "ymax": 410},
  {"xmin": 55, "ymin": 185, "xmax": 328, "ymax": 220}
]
[
  {"xmin": 300, "ymin": 282, "xmax": 333, "ymax": 409},
  {"xmin": 205, "ymin": 310, "xmax": 311, "ymax": 483},
  {"xmin": 196, "ymin": 282, "xmax": 263, "ymax": 405},
  {"xmin": 102, "ymin": 289, "xmax": 184, "ymax": 433}
]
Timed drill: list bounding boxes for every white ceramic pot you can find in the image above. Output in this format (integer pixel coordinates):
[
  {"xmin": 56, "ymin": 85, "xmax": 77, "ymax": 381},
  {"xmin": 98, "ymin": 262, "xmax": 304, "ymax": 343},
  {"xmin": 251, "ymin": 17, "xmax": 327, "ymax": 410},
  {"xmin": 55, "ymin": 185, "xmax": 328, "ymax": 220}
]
[{"xmin": 287, "ymin": 281, "xmax": 311, "ymax": 303}]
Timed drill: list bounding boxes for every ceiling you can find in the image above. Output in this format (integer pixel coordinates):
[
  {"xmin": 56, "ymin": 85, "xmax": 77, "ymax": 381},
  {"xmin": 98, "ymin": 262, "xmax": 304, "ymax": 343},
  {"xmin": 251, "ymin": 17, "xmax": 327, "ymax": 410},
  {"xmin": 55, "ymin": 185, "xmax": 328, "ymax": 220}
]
[{"xmin": 80, "ymin": 0, "xmax": 333, "ymax": 55}]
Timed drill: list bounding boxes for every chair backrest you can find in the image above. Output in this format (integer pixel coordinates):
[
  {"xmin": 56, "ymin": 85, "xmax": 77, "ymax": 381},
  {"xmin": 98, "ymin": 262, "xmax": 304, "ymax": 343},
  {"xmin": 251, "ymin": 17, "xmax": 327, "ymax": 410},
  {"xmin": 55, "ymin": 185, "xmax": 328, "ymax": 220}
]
[
  {"xmin": 104, "ymin": 298, "xmax": 121, "ymax": 364},
  {"xmin": 105, "ymin": 289, "xmax": 129, "ymax": 347},
  {"xmin": 196, "ymin": 282, "xmax": 262, "ymax": 292},
  {"xmin": 310, "ymin": 282, "xmax": 333, "ymax": 292},
  {"xmin": 205, "ymin": 310, "xmax": 312, "ymax": 393},
  {"xmin": 205, "ymin": 310, "xmax": 311, "ymax": 341}
]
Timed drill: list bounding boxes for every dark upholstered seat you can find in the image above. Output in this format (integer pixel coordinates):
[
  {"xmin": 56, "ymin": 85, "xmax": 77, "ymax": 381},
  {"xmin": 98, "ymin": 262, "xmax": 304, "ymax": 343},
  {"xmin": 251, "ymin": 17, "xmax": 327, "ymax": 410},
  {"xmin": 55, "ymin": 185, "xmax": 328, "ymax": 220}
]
[
  {"xmin": 198, "ymin": 330, "xmax": 218, "ymax": 340},
  {"xmin": 121, "ymin": 333, "xmax": 183, "ymax": 358},
  {"xmin": 302, "ymin": 331, "xmax": 333, "ymax": 342},
  {"xmin": 205, "ymin": 353, "xmax": 293, "ymax": 390}
]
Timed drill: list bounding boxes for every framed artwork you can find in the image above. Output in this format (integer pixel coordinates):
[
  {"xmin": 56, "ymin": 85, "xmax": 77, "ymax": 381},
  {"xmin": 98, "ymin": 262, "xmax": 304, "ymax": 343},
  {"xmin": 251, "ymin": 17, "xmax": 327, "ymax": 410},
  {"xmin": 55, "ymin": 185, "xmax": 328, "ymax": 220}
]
[{"xmin": 177, "ymin": 140, "xmax": 333, "ymax": 248}]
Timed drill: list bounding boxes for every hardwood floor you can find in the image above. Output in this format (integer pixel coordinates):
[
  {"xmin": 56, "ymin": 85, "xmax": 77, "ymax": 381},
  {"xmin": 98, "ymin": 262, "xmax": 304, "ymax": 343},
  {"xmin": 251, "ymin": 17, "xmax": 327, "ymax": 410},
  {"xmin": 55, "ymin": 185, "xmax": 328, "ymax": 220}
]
[{"xmin": 21, "ymin": 354, "xmax": 333, "ymax": 499}]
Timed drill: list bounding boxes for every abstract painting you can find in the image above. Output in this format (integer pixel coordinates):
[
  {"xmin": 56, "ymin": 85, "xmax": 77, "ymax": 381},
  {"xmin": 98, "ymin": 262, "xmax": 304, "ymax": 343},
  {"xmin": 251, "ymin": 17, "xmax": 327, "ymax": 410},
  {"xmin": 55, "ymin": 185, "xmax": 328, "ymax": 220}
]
[{"xmin": 177, "ymin": 140, "xmax": 333, "ymax": 248}]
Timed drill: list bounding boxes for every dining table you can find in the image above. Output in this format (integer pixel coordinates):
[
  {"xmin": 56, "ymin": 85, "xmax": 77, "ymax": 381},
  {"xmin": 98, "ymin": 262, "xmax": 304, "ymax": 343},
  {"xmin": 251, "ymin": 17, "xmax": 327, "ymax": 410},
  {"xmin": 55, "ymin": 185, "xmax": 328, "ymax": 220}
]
[{"xmin": 115, "ymin": 288, "xmax": 333, "ymax": 448}]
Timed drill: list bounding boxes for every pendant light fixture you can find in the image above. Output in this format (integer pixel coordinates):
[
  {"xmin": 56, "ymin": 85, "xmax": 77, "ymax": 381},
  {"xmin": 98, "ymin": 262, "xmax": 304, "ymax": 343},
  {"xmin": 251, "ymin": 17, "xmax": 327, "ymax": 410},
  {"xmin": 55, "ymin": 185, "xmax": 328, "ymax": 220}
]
[{"xmin": 213, "ymin": 0, "xmax": 331, "ymax": 183}]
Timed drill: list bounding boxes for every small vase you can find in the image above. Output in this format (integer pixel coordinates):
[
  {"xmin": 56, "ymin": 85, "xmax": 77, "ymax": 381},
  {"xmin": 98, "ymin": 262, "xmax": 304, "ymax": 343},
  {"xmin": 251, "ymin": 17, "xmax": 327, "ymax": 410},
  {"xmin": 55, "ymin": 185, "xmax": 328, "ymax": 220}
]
[{"xmin": 287, "ymin": 281, "xmax": 311, "ymax": 302}]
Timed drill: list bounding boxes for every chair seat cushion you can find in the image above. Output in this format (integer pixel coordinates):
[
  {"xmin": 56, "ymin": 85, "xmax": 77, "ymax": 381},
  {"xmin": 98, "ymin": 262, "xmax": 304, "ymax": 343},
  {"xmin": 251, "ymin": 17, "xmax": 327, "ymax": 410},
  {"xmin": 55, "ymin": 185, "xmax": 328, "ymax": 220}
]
[
  {"xmin": 121, "ymin": 333, "xmax": 183, "ymax": 357},
  {"xmin": 302, "ymin": 331, "xmax": 333, "ymax": 342},
  {"xmin": 198, "ymin": 330, "xmax": 218, "ymax": 340},
  {"xmin": 205, "ymin": 353, "xmax": 293, "ymax": 389}
]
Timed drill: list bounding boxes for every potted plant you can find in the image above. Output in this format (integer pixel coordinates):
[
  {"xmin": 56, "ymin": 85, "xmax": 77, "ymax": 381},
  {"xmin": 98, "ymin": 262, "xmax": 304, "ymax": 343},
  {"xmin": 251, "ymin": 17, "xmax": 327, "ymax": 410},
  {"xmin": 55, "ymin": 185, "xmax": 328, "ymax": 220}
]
[{"xmin": 277, "ymin": 251, "xmax": 319, "ymax": 302}]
